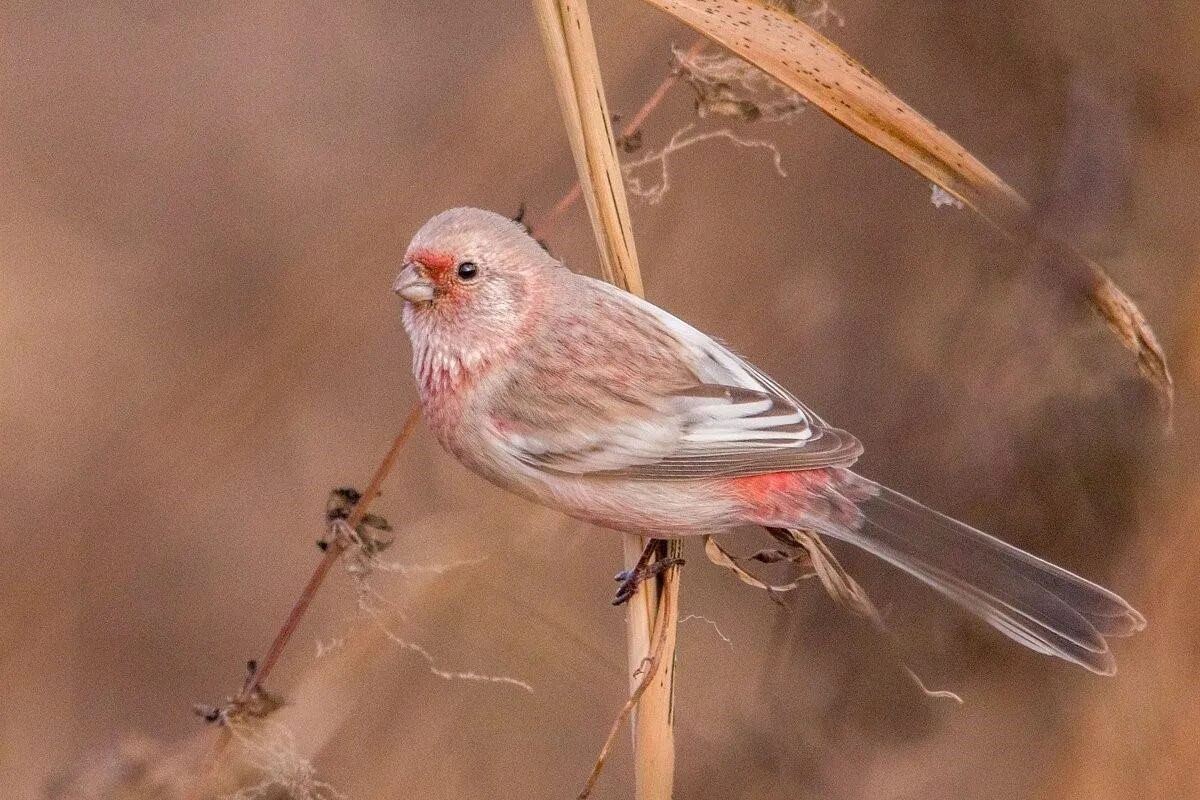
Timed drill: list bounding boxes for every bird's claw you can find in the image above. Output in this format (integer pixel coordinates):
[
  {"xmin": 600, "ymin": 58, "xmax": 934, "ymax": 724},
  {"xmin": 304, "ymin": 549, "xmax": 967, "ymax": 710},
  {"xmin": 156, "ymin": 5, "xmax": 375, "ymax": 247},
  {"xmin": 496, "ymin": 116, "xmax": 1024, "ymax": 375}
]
[{"xmin": 611, "ymin": 556, "xmax": 685, "ymax": 606}]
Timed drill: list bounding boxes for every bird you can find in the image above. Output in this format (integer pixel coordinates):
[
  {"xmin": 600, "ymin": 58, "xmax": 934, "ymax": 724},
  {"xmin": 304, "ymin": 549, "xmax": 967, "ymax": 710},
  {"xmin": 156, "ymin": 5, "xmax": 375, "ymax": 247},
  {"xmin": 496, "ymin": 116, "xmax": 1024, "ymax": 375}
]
[{"xmin": 392, "ymin": 206, "xmax": 1145, "ymax": 675}]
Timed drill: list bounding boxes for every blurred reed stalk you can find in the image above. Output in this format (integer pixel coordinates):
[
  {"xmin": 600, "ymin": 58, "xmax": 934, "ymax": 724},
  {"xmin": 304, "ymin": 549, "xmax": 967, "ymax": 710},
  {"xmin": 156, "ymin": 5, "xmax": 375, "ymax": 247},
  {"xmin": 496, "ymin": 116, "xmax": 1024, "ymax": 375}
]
[
  {"xmin": 1046, "ymin": 275, "xmax": 1200, "ymax": 799},
  {"xmin": 532, "ymin": 1, "xmax": 682, "ymax": 798}
]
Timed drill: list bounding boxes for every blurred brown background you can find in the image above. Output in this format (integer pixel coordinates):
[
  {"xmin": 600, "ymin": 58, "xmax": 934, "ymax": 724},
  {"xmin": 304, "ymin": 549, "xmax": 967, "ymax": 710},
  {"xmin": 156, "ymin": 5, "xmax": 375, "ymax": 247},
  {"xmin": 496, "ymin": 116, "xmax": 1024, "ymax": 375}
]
[{"xmin": 3, "ymin": 1, "xmax": 1198, "ymax": 798}]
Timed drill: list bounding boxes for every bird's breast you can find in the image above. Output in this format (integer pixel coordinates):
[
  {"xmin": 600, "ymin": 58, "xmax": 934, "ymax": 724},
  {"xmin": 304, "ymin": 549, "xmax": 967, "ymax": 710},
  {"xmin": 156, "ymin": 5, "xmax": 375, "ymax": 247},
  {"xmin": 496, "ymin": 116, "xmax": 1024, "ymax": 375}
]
[{"xmin": 412, "ymin": 345, "xmax": 496, "ymax": 453}]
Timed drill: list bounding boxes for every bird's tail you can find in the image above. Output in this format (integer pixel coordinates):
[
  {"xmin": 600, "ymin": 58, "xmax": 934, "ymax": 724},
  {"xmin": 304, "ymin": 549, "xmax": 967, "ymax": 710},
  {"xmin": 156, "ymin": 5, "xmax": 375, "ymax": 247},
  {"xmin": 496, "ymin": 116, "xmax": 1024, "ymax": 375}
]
[{"xmin": 802, "ymin": 471, "xmax": 1145, "ymax": 675}]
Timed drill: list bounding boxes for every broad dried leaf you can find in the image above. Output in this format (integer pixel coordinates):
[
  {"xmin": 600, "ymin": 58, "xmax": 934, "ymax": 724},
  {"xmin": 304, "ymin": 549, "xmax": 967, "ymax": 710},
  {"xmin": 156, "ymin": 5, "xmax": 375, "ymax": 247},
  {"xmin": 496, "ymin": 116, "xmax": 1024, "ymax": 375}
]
[
  {"xmin": 703, "ymin": 535, "xmax": 810, "ymax": 593},
  {"xmin": 641, "ymin": 0, "xmax": 1172, "ymax": 412}
]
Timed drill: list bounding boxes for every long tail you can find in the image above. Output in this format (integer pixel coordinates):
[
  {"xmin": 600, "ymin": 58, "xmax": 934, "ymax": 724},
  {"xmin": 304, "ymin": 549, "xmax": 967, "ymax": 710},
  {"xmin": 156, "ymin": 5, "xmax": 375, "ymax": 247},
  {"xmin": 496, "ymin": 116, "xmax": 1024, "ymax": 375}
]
[{"xmin": 806, "ymin": 472, "xmax": 1145, "ymax": 675}]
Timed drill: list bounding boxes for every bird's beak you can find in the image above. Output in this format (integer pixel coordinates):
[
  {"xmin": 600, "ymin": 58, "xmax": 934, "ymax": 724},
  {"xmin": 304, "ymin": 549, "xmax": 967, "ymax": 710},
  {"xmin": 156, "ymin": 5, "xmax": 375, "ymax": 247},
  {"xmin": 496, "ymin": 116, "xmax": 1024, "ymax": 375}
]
[{"xmin": 393, "ymin": 264, "xmax": 435, "ymax": 304}]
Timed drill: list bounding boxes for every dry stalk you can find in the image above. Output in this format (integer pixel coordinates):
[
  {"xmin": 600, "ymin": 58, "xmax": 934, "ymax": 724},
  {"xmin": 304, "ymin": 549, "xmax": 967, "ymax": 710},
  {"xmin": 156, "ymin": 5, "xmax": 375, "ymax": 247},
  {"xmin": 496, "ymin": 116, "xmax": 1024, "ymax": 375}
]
[
  {"xmin": 577, "ymin": 568, "xmax": 678, "ymax": 799},
  {"xmin": 533, "ymin": 1, "xmax": 682, "ymax": 797}
]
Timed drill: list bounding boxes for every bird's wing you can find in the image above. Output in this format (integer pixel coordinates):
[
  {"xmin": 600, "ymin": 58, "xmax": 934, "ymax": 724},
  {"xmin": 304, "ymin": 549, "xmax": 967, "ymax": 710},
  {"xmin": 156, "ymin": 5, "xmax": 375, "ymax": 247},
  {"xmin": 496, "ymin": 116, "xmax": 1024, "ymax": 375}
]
[{"xmin": 489, "ymin": 279, "xmax": 863, "ymax": 481}]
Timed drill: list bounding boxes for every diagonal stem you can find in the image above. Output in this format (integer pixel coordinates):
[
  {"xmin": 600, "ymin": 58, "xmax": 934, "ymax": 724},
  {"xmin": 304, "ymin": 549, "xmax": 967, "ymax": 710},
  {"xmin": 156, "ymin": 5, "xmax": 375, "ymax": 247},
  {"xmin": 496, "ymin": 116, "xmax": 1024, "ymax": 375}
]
[{"xmin": 238, "ymin": 405, "xmax": 422, "ymax": 702}]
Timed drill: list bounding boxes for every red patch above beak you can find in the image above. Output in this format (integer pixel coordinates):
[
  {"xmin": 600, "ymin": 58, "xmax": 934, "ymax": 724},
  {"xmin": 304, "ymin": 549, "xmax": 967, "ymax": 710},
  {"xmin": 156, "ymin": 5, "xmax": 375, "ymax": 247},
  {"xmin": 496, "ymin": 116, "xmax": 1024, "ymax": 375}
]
[{"xmin": 409, "ymin": 248, "xmax": 456, "ymax": 280}]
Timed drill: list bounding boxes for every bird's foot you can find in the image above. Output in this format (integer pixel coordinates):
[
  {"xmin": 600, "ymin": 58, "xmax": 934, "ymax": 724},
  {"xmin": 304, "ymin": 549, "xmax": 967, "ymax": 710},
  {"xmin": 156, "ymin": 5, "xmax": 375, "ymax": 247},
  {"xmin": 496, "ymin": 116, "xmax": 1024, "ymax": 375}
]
[{"xmin": 612, "ymin": 542, "xmax": 685, "ymax": 606}]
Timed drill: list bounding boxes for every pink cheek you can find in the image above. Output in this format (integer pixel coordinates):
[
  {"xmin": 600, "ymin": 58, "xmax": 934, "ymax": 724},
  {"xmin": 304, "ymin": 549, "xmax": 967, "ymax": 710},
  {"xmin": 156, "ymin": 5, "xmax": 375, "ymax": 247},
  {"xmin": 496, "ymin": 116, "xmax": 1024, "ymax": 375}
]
[{"xmin": 435, "ymin": 281, "xmax": 466, "ymax": 310}]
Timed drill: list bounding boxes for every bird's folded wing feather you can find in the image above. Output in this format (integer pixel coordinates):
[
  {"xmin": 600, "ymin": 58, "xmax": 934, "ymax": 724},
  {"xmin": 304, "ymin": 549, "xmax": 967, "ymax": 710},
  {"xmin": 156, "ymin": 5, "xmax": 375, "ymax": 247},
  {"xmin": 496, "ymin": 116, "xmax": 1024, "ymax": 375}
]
[{"xmin": 489, "ymin": 279, "xmax": 862, "ymax": 480}]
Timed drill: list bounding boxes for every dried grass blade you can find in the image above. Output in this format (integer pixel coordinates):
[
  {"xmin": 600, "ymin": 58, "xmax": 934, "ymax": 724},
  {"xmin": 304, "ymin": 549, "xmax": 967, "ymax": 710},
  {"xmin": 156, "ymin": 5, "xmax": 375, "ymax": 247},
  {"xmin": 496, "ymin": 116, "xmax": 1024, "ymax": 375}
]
[
  {"xmin": 641, "ymin": 0, "xmax": 1172, "ymax": 411},
  {"xmin": 702, "ymin": 535, "xmax": 809, "ymax": 592}
]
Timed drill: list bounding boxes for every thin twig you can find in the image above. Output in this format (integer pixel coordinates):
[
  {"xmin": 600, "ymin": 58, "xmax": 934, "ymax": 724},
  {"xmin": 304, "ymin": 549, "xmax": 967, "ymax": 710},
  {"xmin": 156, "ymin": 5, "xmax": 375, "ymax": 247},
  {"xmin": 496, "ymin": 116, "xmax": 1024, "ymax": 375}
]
[
  {"xmin": 577, "ymin": 561, "xmax": 679, "ymax": 799},
  {"xmin": 239, "ymin": 405, "xmax": 422, "ymax": 702},
  {"xmin": 532, "ymin": 38, "xmax": 705, "ymax": 240}
]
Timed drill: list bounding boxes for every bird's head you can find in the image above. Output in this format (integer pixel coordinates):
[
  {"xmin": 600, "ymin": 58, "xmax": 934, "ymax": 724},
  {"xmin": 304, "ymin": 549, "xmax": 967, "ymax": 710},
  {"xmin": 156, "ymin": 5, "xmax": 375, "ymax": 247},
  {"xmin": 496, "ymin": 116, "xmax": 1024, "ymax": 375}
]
[{"xmin": 395, "ymin": 208, "xmax": 558, "ymax": 353}]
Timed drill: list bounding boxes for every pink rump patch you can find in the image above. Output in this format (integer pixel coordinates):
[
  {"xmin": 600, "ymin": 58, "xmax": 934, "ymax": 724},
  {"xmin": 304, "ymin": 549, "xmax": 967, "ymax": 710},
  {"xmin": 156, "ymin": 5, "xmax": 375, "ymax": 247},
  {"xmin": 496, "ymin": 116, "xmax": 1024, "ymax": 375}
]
[{"xmin": 727, "ymin": 469, "xmax": 833, "ymax": 523}]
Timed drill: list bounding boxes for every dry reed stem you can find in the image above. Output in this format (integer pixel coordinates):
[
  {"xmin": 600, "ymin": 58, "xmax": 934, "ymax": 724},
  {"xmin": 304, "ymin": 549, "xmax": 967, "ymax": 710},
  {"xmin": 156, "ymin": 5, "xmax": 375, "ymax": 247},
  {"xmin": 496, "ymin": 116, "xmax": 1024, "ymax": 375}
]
[
  {"xmin": 577, "ymin": 567, "xmax": 677, "ymax": 799},
  {"xmin": 534, "ymin": 0, "xmax": 644, "ymax": 293},
  {"xmin": 641, "ymin": 0, "xmax": 1172, "ymax": 413},
  {"xmin": 534, "ymin": 1, "xmax": 681, "ymax": 797}
]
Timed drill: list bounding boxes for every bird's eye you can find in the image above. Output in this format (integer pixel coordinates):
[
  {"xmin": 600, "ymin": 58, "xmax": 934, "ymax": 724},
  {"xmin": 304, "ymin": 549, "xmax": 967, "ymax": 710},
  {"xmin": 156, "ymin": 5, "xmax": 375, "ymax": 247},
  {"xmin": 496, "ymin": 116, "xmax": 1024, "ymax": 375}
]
[{"xmin": 456, "ymin": 261, "xmax": 479, "ymax": 281}]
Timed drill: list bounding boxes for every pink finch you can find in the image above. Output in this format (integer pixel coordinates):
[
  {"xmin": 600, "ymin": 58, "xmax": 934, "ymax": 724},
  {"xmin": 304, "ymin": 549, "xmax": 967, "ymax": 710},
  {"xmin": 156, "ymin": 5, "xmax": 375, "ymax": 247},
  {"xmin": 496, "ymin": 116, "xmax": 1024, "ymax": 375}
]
[{"xmin": 394, "ymin": 207, "xmax": 1144, "ymax": 675}]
